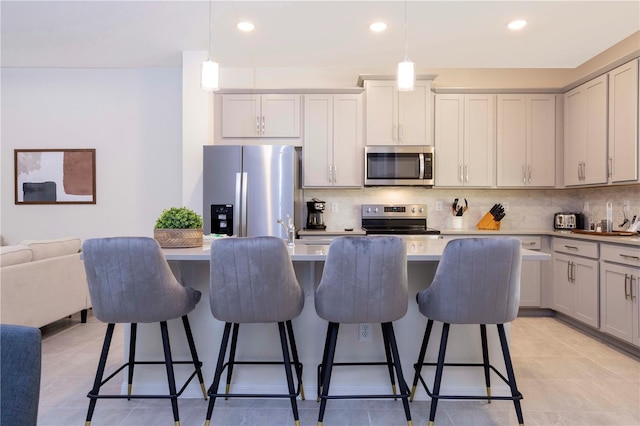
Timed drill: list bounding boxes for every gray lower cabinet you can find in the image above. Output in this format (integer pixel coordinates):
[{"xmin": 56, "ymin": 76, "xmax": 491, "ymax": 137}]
[
  {"xmin": 552, "ymin": 238, "xmax": 599, "ymax": 328},
  {"xmin": 599, "ymin": 244, "xmax": 640, "ymax": 346}
]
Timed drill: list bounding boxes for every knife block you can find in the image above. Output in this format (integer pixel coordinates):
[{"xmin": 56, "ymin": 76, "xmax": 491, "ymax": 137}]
[{"xmin": 476, "ymin": 212, "xmax": 501, "ymax": 230}]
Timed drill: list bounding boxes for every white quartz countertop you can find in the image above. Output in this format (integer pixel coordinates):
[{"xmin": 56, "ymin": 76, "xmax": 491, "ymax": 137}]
[
  {"xmin": 439, "ymin": 228, "xmax": 640, "ymax": 246},
  {"xmin": 163, "ymin": 238, "xmax": 550, "ymax": 262}
]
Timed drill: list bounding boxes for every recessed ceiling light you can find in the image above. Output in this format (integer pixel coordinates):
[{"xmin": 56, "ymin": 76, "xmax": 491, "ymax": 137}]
[
  {"xmin": 508, "ymin": 19, "xmax": 527, "ymax": 30},
  {"xmin": 369, "ymin": 22, "xmax": 387, "ymax": 32},
  {"xmin": 237, "ymin": 21, "xmax": 255, "ymax": 32}
]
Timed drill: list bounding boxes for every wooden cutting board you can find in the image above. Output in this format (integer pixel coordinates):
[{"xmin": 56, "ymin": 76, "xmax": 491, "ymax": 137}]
[{"xmin": 571, "ymin": 229, "xmax": 638, "ymax": 236}]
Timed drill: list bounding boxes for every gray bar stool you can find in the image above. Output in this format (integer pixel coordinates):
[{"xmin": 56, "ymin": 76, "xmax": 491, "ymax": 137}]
[
  {"xmin": 82, "ymin": 237, "xmax": 206, "ymax": 426},
  {"xmin": 315, "ymin": 236, "xmax": 412, "ymax": 426},
  {"xmin": 206, "ymin": 236, "xmax": 305, "ymax": 426},
  {"xmin": 410, "ymin": 237, "xmax": 524, "ymax": 426}
]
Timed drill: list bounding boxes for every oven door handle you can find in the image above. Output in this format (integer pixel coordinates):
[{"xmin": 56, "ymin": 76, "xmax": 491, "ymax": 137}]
[{"xmin": 418, "ymin": 153, "xmax": 425, "ymax": 180}]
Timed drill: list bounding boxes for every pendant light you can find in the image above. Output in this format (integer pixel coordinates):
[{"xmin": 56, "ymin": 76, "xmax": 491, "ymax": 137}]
[
  {"xmin": 397, "ymin": 0, "xmax": 415, "ymax": 92},
  {"xmin": 201, "ymin": 0, "xmax": 219, "ymax": 91}
]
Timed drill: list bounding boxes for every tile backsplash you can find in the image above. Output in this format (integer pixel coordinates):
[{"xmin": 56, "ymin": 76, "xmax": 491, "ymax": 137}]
[{"xmin": 302, "ymin": 185, "xmax": 639, "ymax": 232}]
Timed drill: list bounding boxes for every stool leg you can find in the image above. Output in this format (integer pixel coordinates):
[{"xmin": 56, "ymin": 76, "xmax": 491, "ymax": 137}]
[
  {"xmin": 278, "ymin": 322, "xmax": 300, "ymax": 426},
  {"xmin": 181, "ymin": 315, "xmax": 207, "ymax": 399},
  {"xmin": 497, "ymin": 324, "xmax": 525, "ymax": 426},
  {"xmin": 428, "ymin": 322, "xmax": 450, "ymax": 426},
  {"xmin": 286, "ymin": 320, "xmax": 305, "ymax": 400},
  {"xmin": 317, "ymin": 322, "xmax": 339, "ymax": 426},
  {"xmin": 160, "ymin": 321, "xmax": 180, "ymax": 426},
  {"xmin": 127, "ymin": 323, "xmax": 137, "ymax": 399},
  {"xmin": 225, "ymin": 323, "xmax": 240, "ymax": 399},
  {"xmin": 205, "ymin": 322, "xmax": 232, "ymax": 426},
  {"xmin": 86, "ymin": 323, "xmax": 115, "ymax": 426},
  {"xmin": 384, "ymin": 322, "xmax": 412, "ymax": 426},
  {"xmin": 381, "ymin": 323, "xmax": 397, "ymax": 399},
  {"xmin": 411, "ymin": 319, "xmax": 434, "ymax": 401},
  {"xmin": 480, "ymin": 324, "xmax": 491, "ymax": 403},
  {"xmin": 317, "ymin": 322, "xmax": 333, "ymax": 402}
]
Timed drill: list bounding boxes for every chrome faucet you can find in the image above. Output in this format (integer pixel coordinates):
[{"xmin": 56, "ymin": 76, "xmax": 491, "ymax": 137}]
[{"xmin": 278, "ymin": 215, "xmax": 296, "ymax": 246}]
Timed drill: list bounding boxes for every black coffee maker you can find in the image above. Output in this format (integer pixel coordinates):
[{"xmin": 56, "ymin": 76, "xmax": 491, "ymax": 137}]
[{"xmin": 306, "ymin": 198, "xmax": 326, "ymax": 230}]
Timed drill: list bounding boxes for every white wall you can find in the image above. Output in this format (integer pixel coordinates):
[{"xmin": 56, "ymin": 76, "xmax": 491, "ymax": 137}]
[{"xmin": 1, "ymin": 68, "xmax": 183, "ymax": 244}]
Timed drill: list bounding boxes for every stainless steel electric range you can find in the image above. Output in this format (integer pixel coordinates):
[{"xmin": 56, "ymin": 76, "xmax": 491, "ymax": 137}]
[{"xmin": 361, "ymin": 204, "xmax": 441, "ymax": 236}]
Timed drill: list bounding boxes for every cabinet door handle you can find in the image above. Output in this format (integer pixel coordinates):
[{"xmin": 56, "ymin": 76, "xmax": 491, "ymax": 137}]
[
  {"xmin": 328, "ymin": 165, "xmax": 332, "ymax": 183},
  {"xmin": 564, "ymin": 245, "xmax": 579, "ymax": 250},
  {"xmin": 631, "ymin": 275, "xmax": 636, "ymax": 300},
  {"xmin": 393, "ymin": 126, "xmax": 398, "ymax": 143},
  {"xmin": 567, "ymin": 261, "xmax": 571, "ymax": 281},
  {"xmin": 608, "ymin": 158, "xmax": 613, "ymax": 179},
  {"xmin": 577, "ymin": 163, "xmax": 581, "ymax": 180},
  {"xmin": 399, "ymin": 125, "xmax": 404, "ymax": 143},
  {"xmin": 464, "ymin": 165, "xmax": 469, "ymax": 182},
  {"xmin": 572, "ymin": 262, "xmax": 576, "ymax": 282},
  {"xmin": 620, "ymin": 254, "xmax": 640, "ymax": 261},
  {"xmin": 459, "ymin": 165, "xmax": 463, "ymax": 183},
  {"xmin": 522, "ymin": 165, "xmax": 527, "ymax": 184},
  {"xmin": 527, "ymin": 165, "xmax": 532, "ymax": 183},
  {"xmin": 256, "ymin": 116, "xmax": 260, "ymax": 135},
  {"xmin": 624, "ymin": 274, "xmax": 630, "ymax": 300},
  {"xmin": 261, "ymin": 116, "xmax": 265, "ymax": 134},
  {"xmin": 333, "ymin": 165, "xmax": 337, "ymax": 183}
]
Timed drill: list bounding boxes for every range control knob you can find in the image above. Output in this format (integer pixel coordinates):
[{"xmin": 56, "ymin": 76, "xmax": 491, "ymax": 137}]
[
  {"xmin": 374, "ymin": 207, "xmax": 379, "ymax": 213},
  {"xmin": 411, "ymin": 207, "xmax": 416, "ymax": 213},
  {"xmin": 419, "ymin": 207, "xmax": 424, "ymax": 213}
]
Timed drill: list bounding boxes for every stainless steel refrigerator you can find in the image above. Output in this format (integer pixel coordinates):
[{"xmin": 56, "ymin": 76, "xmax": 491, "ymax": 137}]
[{"xmin": 203, "ymin": 145, "xmax": 299, "ymax": 239}]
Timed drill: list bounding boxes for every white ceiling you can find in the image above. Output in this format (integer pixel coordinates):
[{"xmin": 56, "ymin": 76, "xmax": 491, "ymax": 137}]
[{"xmin": 1, "ymin": 1, "xmax": 639, "ymax": 70}]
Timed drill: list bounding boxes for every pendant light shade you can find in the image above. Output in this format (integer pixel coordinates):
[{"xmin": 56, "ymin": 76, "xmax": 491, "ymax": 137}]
[
  {"xmin": 397, "ymin": 61, "xmax": 415, "ymax": 92},
  {"xmin": 201, "ymin": 60, "xmax": 219, "ymax": 91},
  {"xmin": 201, "ymin": 0, "xmax": 219, "ymax": 91},
  {"xmin": 397, "ymin": 0, "xmax": 415, "ymax": 92}
]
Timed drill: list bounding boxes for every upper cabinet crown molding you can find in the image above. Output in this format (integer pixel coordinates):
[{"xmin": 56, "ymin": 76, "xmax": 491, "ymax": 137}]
[
  {"xmin": 216, "ymin": 88, "xmax": 364, "ymax": 94},
  {"xmin": 357, "ymin": 74, "xmax": 437, "ymax": 87},
  {"xmin": 433, "ymin": 88, "xmax": 564, "ymax": 94}
]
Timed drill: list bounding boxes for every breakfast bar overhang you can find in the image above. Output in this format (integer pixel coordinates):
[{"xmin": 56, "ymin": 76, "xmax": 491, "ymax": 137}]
[{"xmin": 123, "ymin": 238, "xmax": 550, "ymax": 400}]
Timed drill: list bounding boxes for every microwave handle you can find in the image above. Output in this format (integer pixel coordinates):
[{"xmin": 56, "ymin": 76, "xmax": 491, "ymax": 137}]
[{"xmin": 419, "ymin": 153, "xmax": 425, "ymax": 180}]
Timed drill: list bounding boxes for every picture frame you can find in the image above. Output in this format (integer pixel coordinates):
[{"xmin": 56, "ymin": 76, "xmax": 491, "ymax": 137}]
[{"xmin": 14, "ymin": 149, "xmax": 96, "ymax": 204}]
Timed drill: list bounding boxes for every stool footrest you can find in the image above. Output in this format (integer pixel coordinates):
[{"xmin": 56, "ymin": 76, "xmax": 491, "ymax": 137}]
[
  {"xmin": 88, "ymin": 360, "xmax": 203, "ymax": 400},
  {"xmin": 413, "ymin": 362, "xmax": 522, "ymax": 401}
]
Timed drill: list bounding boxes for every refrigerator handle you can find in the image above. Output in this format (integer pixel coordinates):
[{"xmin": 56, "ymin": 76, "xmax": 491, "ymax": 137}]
[
  {"xmin": 234, "ymin": 173, "xmax": 242, "ymax": 237},
  {"xmin": 240, "ymin": 172, "xmax": 248, "ymax": 237}
]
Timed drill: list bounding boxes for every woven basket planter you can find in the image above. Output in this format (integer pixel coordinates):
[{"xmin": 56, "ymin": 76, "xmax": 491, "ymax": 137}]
[{"xmin": 154, "ymin": 228, "xmax": 203, "ymax": 248}]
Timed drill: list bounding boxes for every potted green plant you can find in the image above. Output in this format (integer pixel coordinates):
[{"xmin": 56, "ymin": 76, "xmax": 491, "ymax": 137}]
[{"xmin": 153, "ymin": 207, "xmax": 204, "ymax": 248}]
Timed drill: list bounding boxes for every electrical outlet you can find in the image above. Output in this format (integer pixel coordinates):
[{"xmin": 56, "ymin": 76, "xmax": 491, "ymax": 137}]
[
  {"xmin": 583, "ymin": 202, "xmax": 590, "ymax": 212},
  {"xmin": 435, "ymin": 201, "xmax": 443, "ymax": 212},
  {"xmin": 332, "ymin": 202, "xmax": 339, "ymax": 213},
  {"xmin": 623, "ymin": 200, "xmax": 631, "ymax": 212},
  {"xmin": 359, "ymin": 323, "xmax": 372, "ymax": 342},
  {"xmin": 503, "ymin": 202, "xmax": 509, "ymax": 211}
]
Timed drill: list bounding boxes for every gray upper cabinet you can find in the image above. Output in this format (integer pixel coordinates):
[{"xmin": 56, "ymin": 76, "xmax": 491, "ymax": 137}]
[
  {"xmin": 608, "ymin": 59, "xmax": 639, "ymax": 184},
  {"xmin": 497, "ymin": 94, "xmax": 556, "ymax": 187},
  {"xmin": 563, "ymin": 75, "xmax": 608, "ymax": 186},
  {"xmin": 221, "ymin": 94, "xmax": 301, "ymax": 138},
  {"xmin": 364, "ymin": 79, "xmax": 432, "ymax": 146}
]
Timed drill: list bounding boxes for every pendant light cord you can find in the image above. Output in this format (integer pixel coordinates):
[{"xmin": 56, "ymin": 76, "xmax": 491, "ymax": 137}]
[
  {"xmin": 403, "ymin": 0, "xmax": 409, "ymax": 61},
  {"xmin": 208, "ymin": 0, "xmax": 212, "ymax": 61}
]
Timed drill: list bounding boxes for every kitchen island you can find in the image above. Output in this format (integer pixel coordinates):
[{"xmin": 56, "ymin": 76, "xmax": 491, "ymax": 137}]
[{"xmin": 124, "ymin": 238, "xmax": 549, "ymax": 401}]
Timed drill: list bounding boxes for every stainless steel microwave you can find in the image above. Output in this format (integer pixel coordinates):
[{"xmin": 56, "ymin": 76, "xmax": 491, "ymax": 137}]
[{"xmin": 364, "ymin": 146, "xmax": 434, "ymax": 186}]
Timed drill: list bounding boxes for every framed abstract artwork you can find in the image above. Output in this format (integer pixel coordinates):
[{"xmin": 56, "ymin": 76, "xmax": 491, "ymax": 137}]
[{"xmin": 14, "ymin": 149, "xmax": 96, "ymax": 204}]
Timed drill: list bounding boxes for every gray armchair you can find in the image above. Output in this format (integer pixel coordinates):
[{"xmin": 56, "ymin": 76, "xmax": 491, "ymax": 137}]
[{"xmin": 0, "ymin": 324, "xmax": 42, "ymax": 426}]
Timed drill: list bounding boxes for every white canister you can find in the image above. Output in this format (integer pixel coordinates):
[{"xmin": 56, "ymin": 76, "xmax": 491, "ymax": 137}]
[{"xmin": 451, "ymin": 216, "xmax": 463, "ymax": 229}]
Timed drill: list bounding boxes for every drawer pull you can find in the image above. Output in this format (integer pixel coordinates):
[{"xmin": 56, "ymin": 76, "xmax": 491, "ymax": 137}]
[
  {"xmin": 619, "ymin": 254, "xmax": 640, "ymax": 261},
  {"xmin": 522, "ymin": 242, "xmax": 536, "ymax": 246},
  {"xmin": 564, "ymin": 245, "xmax": 579, "ymax": 250}
]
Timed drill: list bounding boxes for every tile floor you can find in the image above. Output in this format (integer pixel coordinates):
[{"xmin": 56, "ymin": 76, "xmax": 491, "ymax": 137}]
[{"xmin": 37, "ymin": 313, "xmax": 640, "ymax": 426}]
